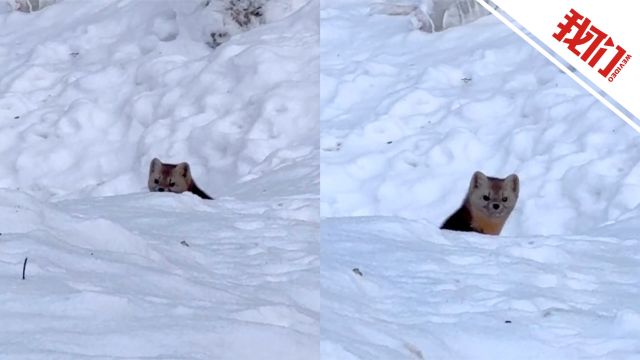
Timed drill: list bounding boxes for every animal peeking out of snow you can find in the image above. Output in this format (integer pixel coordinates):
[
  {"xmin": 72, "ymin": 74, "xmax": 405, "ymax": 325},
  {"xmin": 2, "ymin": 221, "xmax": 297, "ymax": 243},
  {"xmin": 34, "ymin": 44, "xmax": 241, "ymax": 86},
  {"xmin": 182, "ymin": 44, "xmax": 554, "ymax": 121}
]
[
  {"xmin": 441, "ymin": 171, "xmax": 519, "ymax": 235},
  {"xmin": 148, "ymin": 158, "xmax": 213, "ymax": 200}
]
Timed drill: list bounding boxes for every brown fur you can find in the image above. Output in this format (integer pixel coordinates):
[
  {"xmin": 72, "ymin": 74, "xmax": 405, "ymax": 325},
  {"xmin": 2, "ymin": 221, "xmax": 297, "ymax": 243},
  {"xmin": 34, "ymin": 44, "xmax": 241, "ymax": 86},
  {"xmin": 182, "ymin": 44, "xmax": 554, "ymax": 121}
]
[
  {"xmin": 441, "ymin": 171, "xmax": 519, "ymax": 235},
  {"xmin": 148, "ymin": 158, "xmax": 213, "ymax": 200}
]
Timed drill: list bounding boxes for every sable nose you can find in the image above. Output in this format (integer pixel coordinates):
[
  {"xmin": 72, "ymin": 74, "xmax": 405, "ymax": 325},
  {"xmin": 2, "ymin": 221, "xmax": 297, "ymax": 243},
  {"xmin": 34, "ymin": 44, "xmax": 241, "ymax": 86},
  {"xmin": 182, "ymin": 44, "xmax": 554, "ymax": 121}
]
[
  {"xmin": 158, "ymin": 188, "xmax": 165, "ymax": 192},
  {"xmin": 492, "ymin": 203, "xmax": 500, "ymax": 210}
]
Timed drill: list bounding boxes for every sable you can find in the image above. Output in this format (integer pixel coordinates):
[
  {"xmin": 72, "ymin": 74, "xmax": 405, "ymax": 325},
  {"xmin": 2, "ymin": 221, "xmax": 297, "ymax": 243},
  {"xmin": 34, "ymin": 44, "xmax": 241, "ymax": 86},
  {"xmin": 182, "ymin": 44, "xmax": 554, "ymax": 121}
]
[
  {"xmin": 148, "ymin": 158, "xmax": 213, "ymax": 200},
  {"xmin": 441, "ymin": 171, "xmax": 519, "ymax": 236}
]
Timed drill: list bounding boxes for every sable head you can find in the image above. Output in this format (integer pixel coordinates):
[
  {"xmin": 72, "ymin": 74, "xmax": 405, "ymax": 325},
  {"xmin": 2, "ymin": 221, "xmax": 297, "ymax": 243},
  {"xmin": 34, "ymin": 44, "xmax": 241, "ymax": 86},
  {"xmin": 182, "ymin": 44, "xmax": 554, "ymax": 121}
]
[
  {"xmin": 467, "ymin": 171, "xmax": 519, "ymax": 218},
  {"xmin": 148, "ymin": 158, "xmax": 193, "ymax": 194}
]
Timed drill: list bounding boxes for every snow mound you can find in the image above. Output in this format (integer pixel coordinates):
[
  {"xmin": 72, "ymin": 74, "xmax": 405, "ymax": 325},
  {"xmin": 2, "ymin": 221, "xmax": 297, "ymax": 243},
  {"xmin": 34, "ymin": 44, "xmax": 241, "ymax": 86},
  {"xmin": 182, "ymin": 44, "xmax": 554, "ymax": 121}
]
[
  {"xmin": 322, "ymin": 217, "xmax": 640, "ymax": 359},
  {"xmin": 320, "ymin": 0, "xmax": 640, "ymax": 236},
  {"xmin": 0, "ymin": 0, "xmax": 318, "ymax": 200},
  {"xmin": 0, "ymin": 0, "xmax": 318, "ymax": 358},
  {"xmin": 321, "ymin": 1, "xmax": 640, "ymax": 358},
  {"xmin": 0, "ymin": 189, "xmax": 318, "ymax": 358}
]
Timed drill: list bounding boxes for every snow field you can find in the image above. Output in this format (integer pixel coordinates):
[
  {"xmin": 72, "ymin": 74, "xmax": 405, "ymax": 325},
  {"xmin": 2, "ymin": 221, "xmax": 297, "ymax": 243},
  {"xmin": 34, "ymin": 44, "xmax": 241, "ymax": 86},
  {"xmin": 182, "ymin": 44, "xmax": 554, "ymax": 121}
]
[
  {"xmin": 2, "ymin": 0, "xmax": 640, "ymax": 358},
  {"xmin": 320, "ymin": 0, "xmax": 640, "ymax": 236},
  {"xmin": 0, "ymin": 0, "xmax": 318, "ymax": 200},
  {"xmin": 320, "ymin": 0, "xmax": 640, "ymax": 358},
  {"xmin": 322, "ymin": 217, "xmax": 640, "ymax": 359},
  {"xmin": 0, "ymin": 0, "xmax": 319, "ymax": 358},
  {"xmin": 0, "ymin": 188, "xmax": 319, "ymax": 359}
]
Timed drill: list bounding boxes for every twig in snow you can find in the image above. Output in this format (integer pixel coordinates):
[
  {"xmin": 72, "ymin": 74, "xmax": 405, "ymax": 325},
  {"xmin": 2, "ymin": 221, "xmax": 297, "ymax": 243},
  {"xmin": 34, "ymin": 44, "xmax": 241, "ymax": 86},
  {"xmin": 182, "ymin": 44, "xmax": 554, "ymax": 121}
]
[{"xmin": 22, "ymin": 257, "xmax": 28, "ymax": 280}]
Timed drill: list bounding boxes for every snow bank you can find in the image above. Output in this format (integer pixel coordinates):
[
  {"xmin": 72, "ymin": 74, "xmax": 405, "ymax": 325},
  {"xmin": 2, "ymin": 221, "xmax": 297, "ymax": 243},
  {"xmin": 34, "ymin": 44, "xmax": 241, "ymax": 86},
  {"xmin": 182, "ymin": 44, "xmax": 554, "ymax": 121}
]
[
  {"xmin": 0, "ymin": 190, "xmax": 318, "ymax": 358},
  {"xmin": 0, "ymin": 0, "xmax": 318, "ymax": 200},
  {"xmin": 0, "ymin": 0, "xmax": 319, "ymax": 358},
  {"xmin": 320, "ymin": 0, "xmax": 640, "ymax": 236},
  {"xmin": 322, "ymin": 217, "xmax": 640, "ymax": 359},
  {"xmin": 321, "ymin": 0, "xmax": 640, "ymax": 358}
]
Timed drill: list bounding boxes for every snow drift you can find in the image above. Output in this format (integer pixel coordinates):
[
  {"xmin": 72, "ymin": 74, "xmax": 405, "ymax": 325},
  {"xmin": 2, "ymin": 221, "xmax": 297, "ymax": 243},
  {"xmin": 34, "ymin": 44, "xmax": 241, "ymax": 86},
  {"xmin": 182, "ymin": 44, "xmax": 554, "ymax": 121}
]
[
  {"xmin": 0, "ymin": 0, "xmax": 319, "ymax": 358},
  {"xmin": 1, "ymin": 0, "xmax": 318, "ymax": 200},
  {"xmin": 320, "ymin": 0, "xmax": 640, "ymax": 358}
]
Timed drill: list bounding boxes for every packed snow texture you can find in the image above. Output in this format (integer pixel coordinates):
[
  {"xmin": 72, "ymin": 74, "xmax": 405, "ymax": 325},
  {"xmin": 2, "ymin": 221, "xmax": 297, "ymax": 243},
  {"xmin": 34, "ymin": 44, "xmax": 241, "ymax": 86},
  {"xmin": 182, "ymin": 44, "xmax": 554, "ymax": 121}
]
[
  {"xmin": 0, "ymin": 190, "xmax": 318, "ymax": 359},
  {"xmin": 0, "ymin": 0, "xmax": 319, "ymax": 358},
  {"xmin": 321, "ymin": 0, "xmax": 640, "ymax": 358},
  {"xmin": 0, "ymin": 0, "xmax": 318, "ymax": 201},
  {"xmin": 321, "ymin": 0, "xmax": 640, "ymax": 236},
  {"xmin": 322, "ymin": 217, "xmax": 640, "ymax": 359}
]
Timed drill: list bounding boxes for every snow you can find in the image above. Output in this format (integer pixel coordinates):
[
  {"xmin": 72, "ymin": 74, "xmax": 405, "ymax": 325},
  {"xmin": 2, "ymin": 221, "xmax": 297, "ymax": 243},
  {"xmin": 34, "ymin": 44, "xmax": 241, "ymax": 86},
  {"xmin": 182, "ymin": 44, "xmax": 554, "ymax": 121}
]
[
  {"xmin": 322, "ymin": 216, "xmax": 640, "ymax": 359},
  {"xmin": 0, "ymin": 0, "xmax": 318, "ymax": 200},
  {"xmin": 0, "ymin": 0, "xmax": 318, "ymax": 358},
  {"xmin": 1, "ymin": 190, "xmax": 318, "ymax": 359},
  {"xmin": 321, "ymin": 0, "xmax": 640, "ymax": 358},
  {"xmin": 321, "ymin": 0, "xmax": 640, "ymax": 236},
  {"xmin": 4, "ymin": 0, "xmax": 640, "ymax": 356}
]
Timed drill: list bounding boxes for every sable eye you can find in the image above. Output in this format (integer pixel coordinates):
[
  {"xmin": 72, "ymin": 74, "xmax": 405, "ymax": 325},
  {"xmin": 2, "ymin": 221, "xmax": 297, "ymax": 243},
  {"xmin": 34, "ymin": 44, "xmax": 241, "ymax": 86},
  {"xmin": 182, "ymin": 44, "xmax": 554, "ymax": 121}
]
[
  {"xmin": 482, "ymin": 195, "xmax": 490, "ymax": 201},
  {"xmin": 502, "ymin": 197, "xmax": 508, "ymax": 202},
  {"xmin": 154, "ymin": 179, "xmax": 159, "ymax": 184}
]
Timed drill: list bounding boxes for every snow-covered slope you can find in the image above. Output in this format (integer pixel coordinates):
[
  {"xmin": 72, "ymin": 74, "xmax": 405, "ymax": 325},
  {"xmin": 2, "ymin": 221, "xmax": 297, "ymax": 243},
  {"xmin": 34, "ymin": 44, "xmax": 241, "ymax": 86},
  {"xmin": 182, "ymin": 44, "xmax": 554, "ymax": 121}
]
[
  {"xmin": 0, "ymin": 0, "xmax": 318, "ymax": 200},
  {"xmin": 322, "ymin": 217, "xmax": 640, "ymax": 359},
  {"xmin": 0, "ymin": 0, "xmax": 319, "ymax": 358},
  {"xmin": 321, "ymin": 0, "xmax": 640, "ymax": 236},
  {"xmin": 320, "ymin": 0, "xmax": 640, "ymax": 358}
]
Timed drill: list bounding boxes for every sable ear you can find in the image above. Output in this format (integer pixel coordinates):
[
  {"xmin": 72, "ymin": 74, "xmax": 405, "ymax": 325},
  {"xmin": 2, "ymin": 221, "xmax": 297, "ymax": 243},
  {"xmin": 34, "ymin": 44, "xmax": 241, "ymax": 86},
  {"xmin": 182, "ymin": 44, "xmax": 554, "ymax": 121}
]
[
  {"xmin": 176, "ymin": 162, "xmax": 190, "ymax": 177},
  {"xmin": 150, "ymin": 158, "xmax": 162, "ymax": 174},
  {"xmin": 505, "ymin": 174, "xmax": 519, "ymax": 193},
  {"xmin": 471, "ymin": 171, "xmax": 487, "ymax": 189}
]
